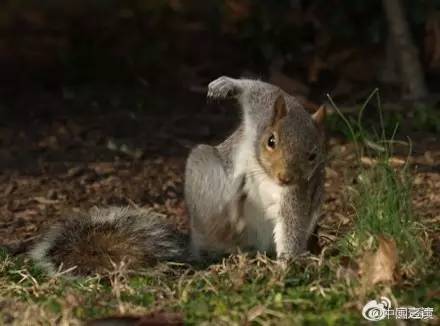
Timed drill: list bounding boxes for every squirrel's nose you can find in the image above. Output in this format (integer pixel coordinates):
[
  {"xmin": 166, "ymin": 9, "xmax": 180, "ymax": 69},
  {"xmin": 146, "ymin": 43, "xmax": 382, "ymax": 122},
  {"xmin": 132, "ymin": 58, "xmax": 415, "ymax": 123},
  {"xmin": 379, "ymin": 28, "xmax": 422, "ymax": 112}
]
[{"xmin": 277, "ymin": 173, "xmax": 291, "ymax": 185}]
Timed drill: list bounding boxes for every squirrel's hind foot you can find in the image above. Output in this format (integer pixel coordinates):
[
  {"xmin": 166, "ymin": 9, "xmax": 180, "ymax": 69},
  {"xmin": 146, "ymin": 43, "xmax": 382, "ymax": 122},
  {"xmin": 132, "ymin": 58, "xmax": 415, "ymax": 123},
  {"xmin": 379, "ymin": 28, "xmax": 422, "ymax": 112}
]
[{"xmin": 207, "ymin": 76, "xmax": 240, "ymax": 100}]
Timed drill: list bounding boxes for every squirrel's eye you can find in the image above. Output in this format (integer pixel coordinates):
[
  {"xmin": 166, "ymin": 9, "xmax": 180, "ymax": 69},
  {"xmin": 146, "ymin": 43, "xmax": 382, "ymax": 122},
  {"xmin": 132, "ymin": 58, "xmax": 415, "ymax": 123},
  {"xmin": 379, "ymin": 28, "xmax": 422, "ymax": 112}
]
[
  {"xmin": 308, "ymin": 152, "xmax": 317, "ymax": 161},
  {"xmin": 267, "ymin": 134, "xmax": 276, "ymax": 149}
]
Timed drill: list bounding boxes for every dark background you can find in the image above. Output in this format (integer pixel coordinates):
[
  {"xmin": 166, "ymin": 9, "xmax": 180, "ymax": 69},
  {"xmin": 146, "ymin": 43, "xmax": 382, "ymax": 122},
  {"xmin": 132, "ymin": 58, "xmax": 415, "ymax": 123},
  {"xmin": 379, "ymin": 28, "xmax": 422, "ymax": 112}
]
[
  {"xmin": 0, "ymin": 0, "xmax": 439, "ymax": 170},
  {"xmin": 0, "ymin": 0, "xmax": 439, "ymax": 255},
  {"xmin": 0, "ymin": 0, "xmax": 439, "ymax": 184},
  {"xmin": 1, "ymin": 1, "xmax": 440, "ymax": 107}
]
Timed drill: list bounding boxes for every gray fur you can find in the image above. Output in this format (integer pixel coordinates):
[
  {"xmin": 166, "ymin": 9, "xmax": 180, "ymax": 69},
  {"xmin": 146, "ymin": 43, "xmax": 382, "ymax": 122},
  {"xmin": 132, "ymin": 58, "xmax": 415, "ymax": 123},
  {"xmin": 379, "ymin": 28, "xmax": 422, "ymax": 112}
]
[
  {"xmin": 29, "ymin": 207, "xmax": 189, "ymax": 275},
  {"xmin": 185, "ymin": 143, "xmax": 246, "ymax": 258},
  {"xmin": 186, "ymin": 76, "xmax": 325, "ymax": 260}
]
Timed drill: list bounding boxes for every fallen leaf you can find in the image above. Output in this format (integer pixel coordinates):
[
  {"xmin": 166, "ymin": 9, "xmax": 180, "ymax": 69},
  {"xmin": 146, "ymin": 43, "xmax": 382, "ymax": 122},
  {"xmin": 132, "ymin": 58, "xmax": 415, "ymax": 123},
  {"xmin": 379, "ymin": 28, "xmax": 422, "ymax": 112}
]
[
  {"xmin": 89, "ymin": 162, "xmax": 115, "ymax": 175},
  {"xmin": 3, "ymin": 183, "xmax": 16, "ymax": 196},
  {"xmin": 14, "ymin": 209, "xmax": 39, "ymax": 220},
  {"xmin": 360, "ymin": 235, "xmax": 398, "ymax": 289},
  {"xmin": 67, "ymin": 166, "xmax": 87, "ymax": 178},
  {"xmin": 361, "ymin": 156, "xmax": 406, "ymax": 168},
  {"xmin": 335, "ymin": 212, "xmax": 350, "ymax": 225},
  {"xmin": 325, "ymin": 167, "xmax": 338, "ymax": 178},
  {"xmin": 389, "ymin": 157, "xmax": 406, "ymax": 167},
  {"xmin": 33, "ymin": 196, "xmax": 59, "ymax": 205},
  {"xmin": 360, "ymin": 156, "xmax": 376, "ymax": 167},
  {"xmin": 247, "ymin": 305, "xmax": 266, "ymax": 321},
  {"xmin": 424, "ymin": 151, "xmax": 435, "ymax": 165}
]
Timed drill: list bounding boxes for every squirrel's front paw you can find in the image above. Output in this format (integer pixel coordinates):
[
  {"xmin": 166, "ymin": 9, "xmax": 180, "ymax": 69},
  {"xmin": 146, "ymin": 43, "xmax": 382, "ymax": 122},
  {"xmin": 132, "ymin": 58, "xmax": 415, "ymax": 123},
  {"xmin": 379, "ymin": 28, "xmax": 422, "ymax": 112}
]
[
  {"xmin": 277, "ymin": 254, "xmax": 293, "ymax": 271},
  {"xmin": 277, "ymin": 252, "xmax": 294, "ymax": 262},
  {"xmin": 207, "ymin": 76, "xmax": 239, "ymax": 100},
  {"xmin": 276, "ymin": 253, "xmax": 294, "ymax": 270}
]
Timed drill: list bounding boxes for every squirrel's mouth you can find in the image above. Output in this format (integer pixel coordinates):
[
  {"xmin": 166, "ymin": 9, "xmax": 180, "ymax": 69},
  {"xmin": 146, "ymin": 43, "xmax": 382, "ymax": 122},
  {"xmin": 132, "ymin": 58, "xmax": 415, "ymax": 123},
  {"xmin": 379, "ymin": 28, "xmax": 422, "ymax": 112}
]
[
  {"xmin": 276, "ymin": 179, "xmax": 291, "ymax": 186},
  {"xmin": 274, "ymin": 174, "xmax": 294, "ymax": 186}
]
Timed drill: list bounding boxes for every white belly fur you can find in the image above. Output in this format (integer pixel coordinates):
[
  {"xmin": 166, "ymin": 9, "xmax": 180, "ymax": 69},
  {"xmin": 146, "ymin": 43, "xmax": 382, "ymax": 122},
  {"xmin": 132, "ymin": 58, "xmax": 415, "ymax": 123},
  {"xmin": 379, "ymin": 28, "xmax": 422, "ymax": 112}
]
[{"xmin": 233, "ymin": 133, "xmax": 282, "ymax": 254}]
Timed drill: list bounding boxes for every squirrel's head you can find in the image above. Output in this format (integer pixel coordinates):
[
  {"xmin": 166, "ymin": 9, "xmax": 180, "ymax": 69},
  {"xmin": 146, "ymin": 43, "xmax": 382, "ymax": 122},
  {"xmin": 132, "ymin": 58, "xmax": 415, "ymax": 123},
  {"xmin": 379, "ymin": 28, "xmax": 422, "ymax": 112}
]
[{"xmin": 258, "ymin": 95, "xmax": 326, "ymax": 186}]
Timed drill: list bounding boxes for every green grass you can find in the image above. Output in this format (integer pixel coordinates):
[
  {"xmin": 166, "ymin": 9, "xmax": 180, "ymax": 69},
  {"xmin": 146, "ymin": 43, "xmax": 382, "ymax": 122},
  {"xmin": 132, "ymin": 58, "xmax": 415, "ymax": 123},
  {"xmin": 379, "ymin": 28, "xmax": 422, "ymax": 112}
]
[
  {"xmin": 0, "ymin": 253, "xmax": 370, "ymax": 324},
  {"xmin": 327, "ymin": 91, "xmax": 427, "ymax": 268},
  {"xmin": 0, "ymin": 249, "xmax": 438, "ymax": 324},
  {"xmin": 340, "ymin": 161, "xmax": 424, "ymax": 264},
  {"xmin": 1, "ymin": 92, "xmax": 438, "ymax": 324}
]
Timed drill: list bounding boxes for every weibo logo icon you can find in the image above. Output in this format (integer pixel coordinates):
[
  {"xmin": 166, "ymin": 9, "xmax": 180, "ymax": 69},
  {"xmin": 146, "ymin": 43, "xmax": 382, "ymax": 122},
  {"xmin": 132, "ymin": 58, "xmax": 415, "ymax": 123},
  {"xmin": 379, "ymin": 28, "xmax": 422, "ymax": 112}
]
[{"xmin": 362, "ymin": 297, "xmax": 392, "ymax": 321}]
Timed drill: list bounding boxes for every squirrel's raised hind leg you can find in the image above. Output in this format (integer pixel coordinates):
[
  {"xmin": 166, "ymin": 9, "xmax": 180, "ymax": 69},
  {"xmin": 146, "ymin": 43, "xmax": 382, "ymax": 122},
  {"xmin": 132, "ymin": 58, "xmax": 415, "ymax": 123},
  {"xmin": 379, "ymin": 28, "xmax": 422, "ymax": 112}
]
[
  {"xmin": 185, "ymin": 144, "xmax": 246, "ymax": 259},
  {"xmin": 207, "ymin": 76, "xmax": 279, "ymax": 119},
  {"xmin": 207, "ymin": 76, "xmax": 242, "ymax": 100}
]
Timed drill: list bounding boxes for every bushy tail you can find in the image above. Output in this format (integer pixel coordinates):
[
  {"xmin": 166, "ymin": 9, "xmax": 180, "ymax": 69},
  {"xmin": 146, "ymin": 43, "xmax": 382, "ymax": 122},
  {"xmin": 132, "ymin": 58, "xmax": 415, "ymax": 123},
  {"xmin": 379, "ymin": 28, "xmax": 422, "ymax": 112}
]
[{"xmin": 29, "ymin": 207, "xmax": 190, "ymax": 276}]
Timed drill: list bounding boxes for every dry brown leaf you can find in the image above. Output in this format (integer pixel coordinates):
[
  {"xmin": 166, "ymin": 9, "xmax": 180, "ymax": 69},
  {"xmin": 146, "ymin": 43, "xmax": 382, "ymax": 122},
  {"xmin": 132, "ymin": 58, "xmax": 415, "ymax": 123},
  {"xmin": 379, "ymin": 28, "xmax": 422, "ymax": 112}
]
[
  {"xmin": 360, "ymin": 235, "xmax": 398, "ymax": 289},
  {"xmin": 361, "ymin": 156, "xmax": 407, "ymax": 168},
  {"xmin": 14, "ymin": 209, "xmax": 39, "ymax": 220},
  {"xmin": 360, "ymin": 156, "xmax": 376, "ymax": 167},
  {"xmin": 389, "ymin": 157, "xmax": 406, "ymax": 167},
  {"xmin": 335, "ymin": 212, "xmax": 350, "ymax": 225},
  {"xmin": 3, "ymin": 183, "xmax": 16, "ymax": 196},
  {"xmin": 424, "ymin": 151, "xmax": 435, "ymax": 165},
  {"xmin": 247, "ymin": 305, "xmax": 266, "ymax": 321},
  {"xmin": 33, "ymin": 196, "xmax": 59, "ymax": 205},
  {"xmin": 89, "ymin": 162, "xmax": 115, "ymax": 175},
  {"xmin": 325, "ymin": 167, "xmax": 339, "ymax": 179}
]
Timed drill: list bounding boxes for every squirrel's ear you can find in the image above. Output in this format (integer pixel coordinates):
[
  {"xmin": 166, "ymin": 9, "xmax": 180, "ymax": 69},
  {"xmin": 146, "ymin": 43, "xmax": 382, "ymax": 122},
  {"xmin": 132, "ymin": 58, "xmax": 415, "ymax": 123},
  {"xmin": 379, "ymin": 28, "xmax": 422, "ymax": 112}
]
[
  {"xmin": 272, "ymin": 95, "xmax": 287, "ymax": 125},
  {"xmin": 312, "ymin": 105, "xmax": 326, "ymax": 126}
]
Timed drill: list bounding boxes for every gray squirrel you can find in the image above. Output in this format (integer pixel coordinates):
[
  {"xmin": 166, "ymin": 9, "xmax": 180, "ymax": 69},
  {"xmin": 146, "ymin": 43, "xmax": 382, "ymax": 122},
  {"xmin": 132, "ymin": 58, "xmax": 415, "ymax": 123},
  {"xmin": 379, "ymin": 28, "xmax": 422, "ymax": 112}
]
[
  {"xmin": 29, "ymin": 76, "xmax": 326, "ymax": 276},
  {"xmin": 186, "ymin": 76, "xmax": 326, "ymax": 260}
]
